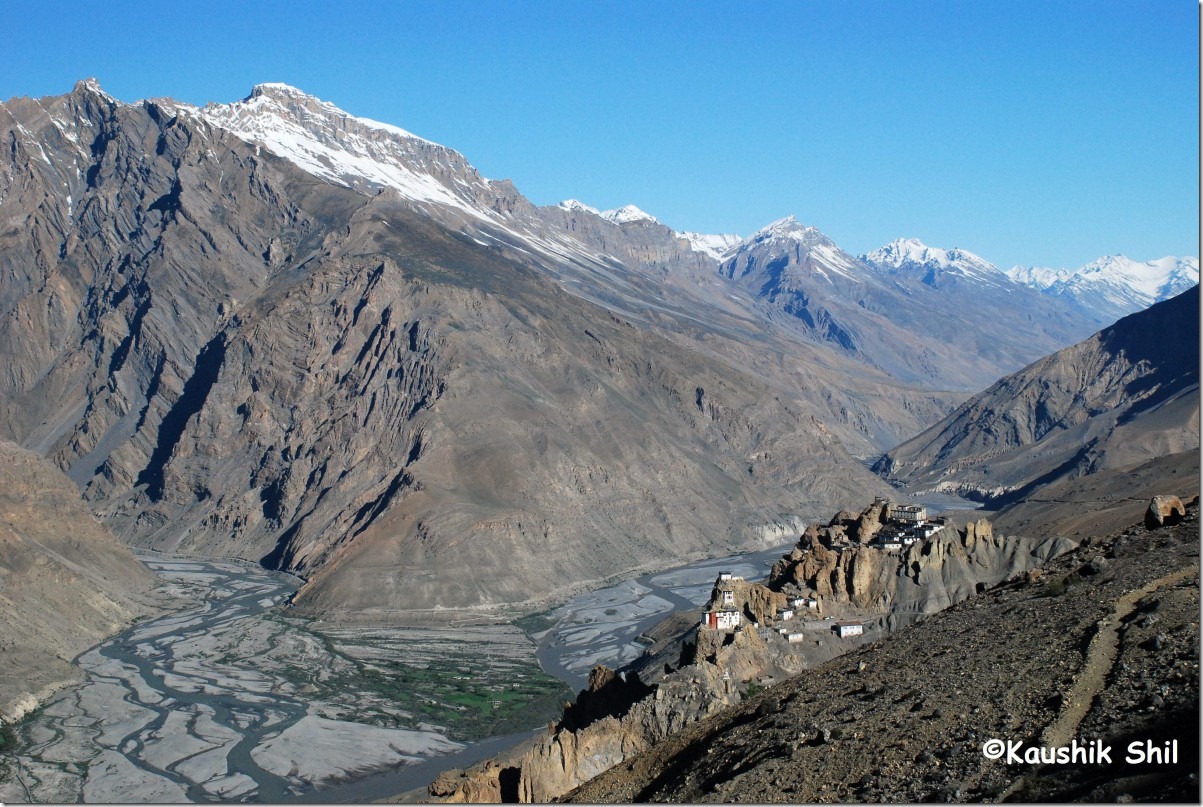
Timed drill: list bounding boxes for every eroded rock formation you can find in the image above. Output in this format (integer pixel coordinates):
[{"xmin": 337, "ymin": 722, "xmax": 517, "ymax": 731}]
[{"xmin": 429, "ymin": 501, "xmax": 1079, "ymax": 803}]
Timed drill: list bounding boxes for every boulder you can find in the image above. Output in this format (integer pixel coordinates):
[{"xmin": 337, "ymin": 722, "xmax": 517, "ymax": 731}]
[{"xmin": 1144, "ymin": 496, "xmax": 1185, "ymax": 529}]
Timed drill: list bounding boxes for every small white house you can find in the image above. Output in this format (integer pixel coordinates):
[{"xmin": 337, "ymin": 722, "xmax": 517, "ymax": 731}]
[
  {"xmin": 835, "ymin": 621, "xmax": 864, "ymax": 638},
  {"xmin": 786, "ymin": 632, "xmax": 806, "ymax": 643},
  {"xmin": 718, "ymin": 571, "xmax": 733, "ymax": 582},
  {"xmin": 721, "ymin": 589, "xmax": 735, "ymax": 606},
  {"xmin": 778, "ymin": 608, "xmax": 795, "ymax": 621},
  {"xmin": 701, "ymin": 609, "xmax": 742, "ymax": 631}
]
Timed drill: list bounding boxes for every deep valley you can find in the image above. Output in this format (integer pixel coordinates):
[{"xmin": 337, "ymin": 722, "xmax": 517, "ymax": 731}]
[{"xmin": 0, "ymin": 75, "xmax": 1197, "ymax": 805}]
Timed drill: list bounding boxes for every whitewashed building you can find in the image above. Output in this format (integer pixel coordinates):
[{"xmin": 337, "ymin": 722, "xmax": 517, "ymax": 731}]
[{"xmin": 701, "ymin": 610, "xmax": 742, "ymax": 631}]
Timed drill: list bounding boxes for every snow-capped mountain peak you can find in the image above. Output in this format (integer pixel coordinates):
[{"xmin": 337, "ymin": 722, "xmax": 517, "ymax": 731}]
[
  {"xmin": 748, "ymin": 215, "xmax": 813, "ymax": 242},
  {"xmin": 1075, "ymin": 255, "xmax": 1199, "ymax": 302},
  {"xmin": 678, "ymin": 231, "xmax": 743, "ymax": 261},
  {"xmin": 558, "ymin": 199, "xmax": 601, "ymax": 216},
  {"xmin": 601, "ymin": 204, "xmax": 659, "ymax": 225},
  {"xmin": 74, "ymin": 77, "xmax": 118, "ymax": 103},
  {"xmin": 1007, "ymin": 254, "xmax": 1200, "ymax": 319},
  {"xmin": 197, "ymin": 83, "xmax": 491, "ymax": 219},
  {"xmin": 729, "ymin": 216, "xmax": 862, "ymax": 281},
  {"xmin": 861, "ymin": 238, "xmax": 1003, "ymax": 284},
  {"xmin": 1004, "ymin": 265, "xmax": 1069, "ymax": 290}
]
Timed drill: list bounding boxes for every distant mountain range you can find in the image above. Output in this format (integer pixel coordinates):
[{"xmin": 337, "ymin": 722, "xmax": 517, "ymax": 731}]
[
  {"xmin": 1006, "ymin": 255, "xmax": 1199, "ymax": 322},
  {"xmin": 0, "ymin": 79, "xmax": 1195, "ymax": 624}
]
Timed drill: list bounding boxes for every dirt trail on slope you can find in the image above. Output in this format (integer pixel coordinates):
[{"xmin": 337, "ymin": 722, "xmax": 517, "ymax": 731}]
[{"xmin": 1040, "ymin": 563, "xmax": 1199, "ymax": 751}]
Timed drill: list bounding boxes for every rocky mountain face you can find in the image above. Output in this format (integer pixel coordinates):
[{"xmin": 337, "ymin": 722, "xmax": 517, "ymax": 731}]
[
  {"xmin": 876, "ymin": 287, "xmax": 1200, "ymax": 505},
  {"xmin": 722, "ymin": 224, "xmax": 1107, "ymax": 390},
  {"xmin": 0, "ymin": 79, "xmax": 1185, "ymax": 628},
  {"xmin": 1008, "ymin": 254, "xmax": 1200, "ymax": 323},
  {"xmin": 566, "ymin": 503, "xmax": 1200, "ymax": 803},
  {"xmin": 3, "ymin": 81, "xmax": 952, "ymax": 624},
  {"xmin": 427, "ymin": 502, "xmax": 1077, "ymax": 803},
  {"xmin": 767, "ymin": 502, "xmax": 1073, "ymax": 625},
  {"xmin": 0, "ymin": 441, "xmax": 158, "ymax": 723}
]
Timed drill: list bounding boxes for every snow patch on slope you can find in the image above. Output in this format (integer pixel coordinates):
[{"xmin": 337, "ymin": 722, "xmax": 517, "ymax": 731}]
[
  {"xmin": 197, "ymin": 83, "xmax": 490, "ymax": 219},
  {"xmin": 679, "ymin": 231, "xmax": 743, "ymax": 261}
]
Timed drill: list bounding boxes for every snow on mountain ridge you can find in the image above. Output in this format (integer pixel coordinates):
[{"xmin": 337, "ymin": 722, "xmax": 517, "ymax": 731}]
[
  {"xmin": 198, "ymin": 83, "xmax": 492, "ymax": 220},
  {"xmin": 679, "ymin": 231, "xmax": 743, "ymax": 261},
  {"xmin": 1005, "ymin": 265, "xmax": 1069, "ymax": 290},
  {"xmin": 1008, "ymin": 255, "xmax": 1200, "ymax": 312},
  {"xmin": 861, "ymin": 237, "xmax": 1004, "ymax": 283},
  {"xmin": 558, "ymin": 199, "xmax": 601, "ymax": 216},
  {"xmin": 727, "ymin": 215, "xmax": 863, "ymax": 281},
  {"xmin": 747, "ymin": 215, "xmax": 815, "ymax": 242},
  {"xmin": 601, "ymin": 204, "xmax": 659, "ymax": 225}
]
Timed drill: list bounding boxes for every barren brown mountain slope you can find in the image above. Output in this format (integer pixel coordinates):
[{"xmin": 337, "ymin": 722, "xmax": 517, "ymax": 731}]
[
  {"xmin": 568, "ymin": 503, "xmax": 1200, "ymax": 803},
  {"xmin": 990, "ymin": 450, "xmax": 1200, "ymax": 543},
  {"xmin": 0, "ymin": 441, "xmax": 157, "ymax": 723},
  {"xmin": 876, "ymin": 287, "xmax": 1199, "ymax": 504},
  {"xmin": 2, "ymin": 82, "xmax": 951, "ymax": 623}
]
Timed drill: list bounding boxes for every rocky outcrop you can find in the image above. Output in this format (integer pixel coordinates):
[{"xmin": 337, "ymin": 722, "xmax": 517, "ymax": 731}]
[
  {"xmin": 0, "ymin": 441, "xmax": 158, "ymax": 722},
  {"xmin": 429, "ymin": 501, "xmax": 1081, "ymax": 803},
  {"xmin": 566, "ymin": 505, "xmax": 1201, "ymax": 804},
  {"xmin": 1145, "ymin": 495, "xmax": 1187, "ymax": 529},
  {"xmin": 430, "ymin": 659, "xmax": 744, "ymax": 804},
  {"xmin": 431, "ymin": 574, "xmax": 789, "ymax": 804},
  {"xmin": 769, "ymin": 504, "xmax": 1073, "ymax": 620}
]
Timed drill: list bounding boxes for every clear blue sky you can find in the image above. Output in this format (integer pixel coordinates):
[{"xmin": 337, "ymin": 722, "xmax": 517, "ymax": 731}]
[{"xmin": 2, "ymin": 0, "xmax": 1198, "ymax": 268}]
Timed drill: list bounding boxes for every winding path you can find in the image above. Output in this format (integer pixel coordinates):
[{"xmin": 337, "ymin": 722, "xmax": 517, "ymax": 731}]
[{"xmin": 1040, "ymin": 564, "xmax": 1199, "ymax": 750}]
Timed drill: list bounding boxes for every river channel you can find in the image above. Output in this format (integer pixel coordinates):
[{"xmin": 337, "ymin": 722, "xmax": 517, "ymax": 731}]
[
  {"xmin": 4, "ymin": 543, "xmax": 794, "ymax": 803},
  {"xmin": 533, "ymin": 544, "xmax": 792, "ymax": 691}
]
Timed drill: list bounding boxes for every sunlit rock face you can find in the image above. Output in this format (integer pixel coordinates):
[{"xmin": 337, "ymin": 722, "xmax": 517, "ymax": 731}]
[
  {"xmin": 0, "ymin": 440, "xmax": 157, "ymax": 722},
  {"xmin": 877, "ymin": 287, "xmax": 1200, "ymax": 505},
  {"xmin": 0, "ymin": 82, "xmax": 927, "ymax": 623}
]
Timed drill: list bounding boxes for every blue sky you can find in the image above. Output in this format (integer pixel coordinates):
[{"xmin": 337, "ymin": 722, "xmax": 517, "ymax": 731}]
[{"xmin": 3, "ymin": 0, "xmax": 1197, "ymax": 268}]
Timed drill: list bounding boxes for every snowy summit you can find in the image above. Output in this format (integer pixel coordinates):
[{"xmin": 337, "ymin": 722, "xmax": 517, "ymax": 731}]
[
  {"xmin": 1007, "ymin": 254, "xmax": 1200, "ymax": 316},
  {"xmin": 558, "ymin": 199, "xmax": 601, "ymax": 216},
  {"xmin": 861, "ymin": 238, "xmax": 1005, "ymax": 284},
  {"xmin": 600, "ymin": 204, "xmax": 659, "ymax": 225}
]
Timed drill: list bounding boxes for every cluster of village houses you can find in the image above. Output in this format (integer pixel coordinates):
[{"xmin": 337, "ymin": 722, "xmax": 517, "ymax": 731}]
[
  {"xmin": 699, "ymin": 572, "xmax": 864, "ymax": 641},
  {"xmin": 869, "ymin": 502, "xmax": 946, "ymax": 551},
  {"xmin": 700, "ymin": 500, "xmax": 946, "ymax": 642}
]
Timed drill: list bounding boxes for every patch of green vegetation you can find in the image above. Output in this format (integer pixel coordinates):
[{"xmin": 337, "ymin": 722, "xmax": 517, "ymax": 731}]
[
  {"xmin": 0, "ymin": 720, "xmax": 15, "ymax": 757},
  {"xmin": 742, "ymin": 681, "xmax": 764, "ymax": 699},
  {"xmin": 604, "ymin": 608, "xmax": 618, "ymax": 616},
  {"xmin": 513, "ymin": 608, "xmax": 560, "ymax": 636},
  {"xmin": 0, "ymin": 705, "xmax": 39, "ymax": 759},
  {"xmin": 329, "ymin": 653, "xmax": 572, "ymax": 742}
]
